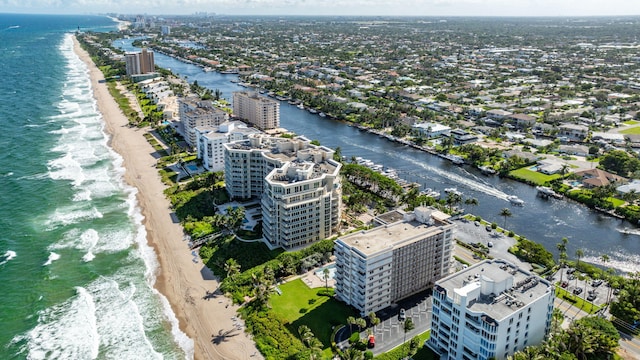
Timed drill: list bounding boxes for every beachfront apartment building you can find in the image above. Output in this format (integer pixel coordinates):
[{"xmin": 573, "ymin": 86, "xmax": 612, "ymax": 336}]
[
  {"xmin": 224, "ymin": 135, "xmax": 341, "ymax": 249},
  {"xmin": 427, "ymin": 259, "xmax": 555, "ymax": 360},
  {"xmin": 232, "ymin": 92, "xmax": 280, "ymax": 130},
  {"xmin": 334, "ymin": 207, "xmax": 455, "ymax": 315},
  {"xmin": 125, "ymin": 48, "xmax": 155, "ymax": 76},
  {"xmin": 179, "ymin": 97, "xmax": 229, "ymax": 148},
  {"xmin": 195, "ymin": 122, "xmax": 261, "ymax": 172}
]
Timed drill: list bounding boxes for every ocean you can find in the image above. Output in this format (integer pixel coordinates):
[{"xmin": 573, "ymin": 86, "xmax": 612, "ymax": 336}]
[{"xmin": 0, "ymin": 14, "xmax": 192, "ymax": 359}]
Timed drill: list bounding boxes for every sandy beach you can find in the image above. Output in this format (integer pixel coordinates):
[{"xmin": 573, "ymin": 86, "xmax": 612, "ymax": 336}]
[{"xmin": 73, "ymin": 36, "xmax": 261, "ymax": 360}]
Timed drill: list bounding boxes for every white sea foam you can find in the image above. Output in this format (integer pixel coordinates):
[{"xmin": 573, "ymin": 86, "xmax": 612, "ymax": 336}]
[
  {"xmin": 17, "ymin": 287, "xmax": 100, "ymax": 360},
  {"xmin": 26, "ymin": 33, "xmax": 194, "ymax": 359},
  {"xmin": 43, "ymin": 252, "xmax": 61, "ymax": 266},
  {"xmin": 50, "ymin": 227, "xmax": 134, "ymax": 261},
  {"xmin": 1, "ymin": 250, "xmax": 17, "ymax": 265},
  {"xmin": 44, "ymin": 206, "xmax": 103, "ymax": 230}
]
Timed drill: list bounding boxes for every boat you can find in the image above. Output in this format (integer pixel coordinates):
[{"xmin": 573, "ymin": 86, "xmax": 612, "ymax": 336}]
[
  {"xmin": 444, "ymin": 187, "xmax": 463, "ymax": 196},
  {"xmin": 478, "ymin": 165, "xmax": 497, "ymax": 175},
  {"xmin": 308, "ymin": 108, "xmax": 318, "ymax": 114},
  {"xmin": 319, "ymin": 112, "xmax": 326, "ymax": 117},
  {"xmin": 297, "ymin": 103, "xmax": 305, "ymax": 110},
  {"xmin": 536, "ymin": 186, "xmax": 563, "ymax": 199},
  {"xmin": 507, "ymin": 195, "xmax": 525, "ymax": 206}
]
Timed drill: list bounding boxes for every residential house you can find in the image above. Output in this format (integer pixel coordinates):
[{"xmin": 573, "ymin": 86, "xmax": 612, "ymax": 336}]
[{"xmin": 574, "ymin": 169, "xmax": 626, "ymax": 189}]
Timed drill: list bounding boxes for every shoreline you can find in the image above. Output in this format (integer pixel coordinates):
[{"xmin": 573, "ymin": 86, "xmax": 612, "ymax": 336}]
[{"xmin": 72, "ymin": 35, "xmax": 261, "ymax": 360}]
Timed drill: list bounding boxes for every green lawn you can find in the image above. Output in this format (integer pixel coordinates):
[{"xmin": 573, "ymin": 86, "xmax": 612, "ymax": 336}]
[
  {"xmin": 555, "ymin": 285, "xmax": 602, "ymax": 314},
  {"xmin": 608, "ymin": 197, "xmax": 625, "ymax": 207},
  {"xmin": 619, "ymin": 126, "xmax": 640, "ymax": 135},
  {"xmin": 623, "ymin": 120, "xmax": 640, "ymax": 125},
  {"xmin": 375, "ymin": 331, "xmax": 434, "ymax": 360},
  {"xmin": 509, "ymin": 167, "xmax": 562, "ymax": 185},
  {"xmin": 270, "ymin": 279, "xmax": 357, "ymax": 354}
]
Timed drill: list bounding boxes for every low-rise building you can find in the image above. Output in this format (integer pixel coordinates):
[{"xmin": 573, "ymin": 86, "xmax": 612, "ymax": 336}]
[
  {"xmin": 413, "ymin": 122, "xmax": 451, "ymax": 138},
  {"xmin": 427, "ymin": 259, "xmax": 555, "ymax": 360},
  {"xmin": 334, "ymin": 207, "xmax": 455, "ymax": 315}
]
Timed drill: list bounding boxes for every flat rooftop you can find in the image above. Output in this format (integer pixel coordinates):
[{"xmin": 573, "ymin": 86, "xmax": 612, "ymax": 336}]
[
  {"xmin": 437, "ymin": 259, "xmax": 553, "ymax": 321},
  {"xmin": 339, "ymin": 211, "xmax": 451, "ymax": 256}
]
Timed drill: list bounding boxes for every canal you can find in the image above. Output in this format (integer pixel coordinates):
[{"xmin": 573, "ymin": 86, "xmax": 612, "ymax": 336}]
[{"xmin": 116, "ymin": 39, "xmax": 640, "ymax": 273}]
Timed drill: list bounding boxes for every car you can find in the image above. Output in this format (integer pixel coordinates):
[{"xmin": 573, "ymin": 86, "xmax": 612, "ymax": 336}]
[
  {"xmin": 561, "ymin": 281, "xmax": 569, "ymax": 288},
  {"xmin": 573, "ymin": 287, "xmax": 583, "ymax": 295},
  {"xmin": 568, "ymin": 274, "xmax": 575, "ymax": 280},
  {"xmin": 587, "ymin": 292, "xmax": 597, "ymax": 301},
  {"xmin": 487, "ymin": 241, "xmax": 493, "ymax": 248},
  {"xmin": 367, "ymin": 335, "xmax": 375, "ymax": 348},
  {"xmin": 398, "ymin": 308, "xmax": 406, "ymax": 321},
  {"xmin": 567, "ymin": 268, "xmax": 576, "ymax": 274},
  {"xmin": 485, "ymin": 225, "xmax": 492, "ymax": 232},
  {"xmin": 474, "ymin": 221, "xmax": 480, "ymax": 226},
  {"xmin": 592, "ymin": 280, "xmax": 603, "ymax": 287}
]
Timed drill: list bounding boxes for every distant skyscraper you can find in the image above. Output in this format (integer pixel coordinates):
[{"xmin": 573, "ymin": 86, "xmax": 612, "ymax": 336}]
[
  {"xmin": 232, "ymin": 92, "xmax": 279, "ymax": 130},
  {"xmin": 125, "ymin": 48, "xmax": 155, "ymax": 76},
  {"xmin": 161, "ymin": 26, "xmax": 171, "ymax": 36}
]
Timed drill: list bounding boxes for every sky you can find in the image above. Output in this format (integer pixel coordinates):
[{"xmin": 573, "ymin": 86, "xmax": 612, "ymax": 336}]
[{"xmin": 2, "ymin": 0, "xmax": 640, "ymax": 17}]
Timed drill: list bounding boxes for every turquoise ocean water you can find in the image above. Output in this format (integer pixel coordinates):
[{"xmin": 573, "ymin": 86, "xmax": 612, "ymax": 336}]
[{"xmin": 0, "ymin": 14, "xmax": 192, "ymax": 359}]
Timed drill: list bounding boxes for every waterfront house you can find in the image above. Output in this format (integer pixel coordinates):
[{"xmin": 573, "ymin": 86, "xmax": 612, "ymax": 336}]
[{"xmin": 574, "ymin": 169, "xmax": 626, "ymax": 189}]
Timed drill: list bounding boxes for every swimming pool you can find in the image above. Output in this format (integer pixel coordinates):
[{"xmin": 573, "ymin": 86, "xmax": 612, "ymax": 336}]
[
  {"xmin": 315, "ymin": 264, "xmax": 336, "ymax": 280},
  {"xmin": 187, "ymin": 164, "xmax": 198, "ymax": 172}
]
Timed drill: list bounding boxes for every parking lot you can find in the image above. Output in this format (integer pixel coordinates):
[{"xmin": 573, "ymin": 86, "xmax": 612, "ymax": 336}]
[{"xmin": 551, "ymin": 266, "xmax": 616, "ymax": 308}]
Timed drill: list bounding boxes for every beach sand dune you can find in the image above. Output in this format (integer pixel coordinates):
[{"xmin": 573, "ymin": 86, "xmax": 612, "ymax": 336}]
[{"xmin": 73, "ymin": 36, "xmax": 261, "ymax": 360}]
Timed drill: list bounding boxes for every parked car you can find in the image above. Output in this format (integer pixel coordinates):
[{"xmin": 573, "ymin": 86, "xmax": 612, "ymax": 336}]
[
  {"xmin": 485, "ymin": 225, "xmax": 492, "ymax": 232},
  {"xmin": 567, "ymin": 268, "xmax": 576, "ymax": 274},
  {"xmin": 587, "ymin": 292, "xmax": 597, "ymax": 301},
  {"xmin": 367, "ymin": 335, "xmax": 375, "ymax": 348},
  {"xmin": 487, "ymin": 241, "xmax": 493, "ymax": 248},
  {"xmin": 573, "ymin": 287, "xmax": 583, "ymax": 295},
  {"xmin": 568, "ymin": 274, "xmax": 575, "ymax": 280},
  {"xmin": 592, "ymin": 279, "xmax": 603, "ymax": 287},
  {"xmin": 561, "ymin": 281, "xmax": 569, "ymax": 288},
  {"xmin": 474, "ymin": 221, "xmax": 480, "ymax": 227},
  {"xmin": 398, "ymin": 308, "xmax": 406, "ymax": 321}
]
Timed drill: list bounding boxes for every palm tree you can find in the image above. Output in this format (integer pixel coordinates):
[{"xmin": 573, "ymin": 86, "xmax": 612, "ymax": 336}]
[
  {"xmin": 355, "ymin": 318, "xmax": 367, "ymax": 333},
  {"xmin": 499, "ymin": 207, "xmax": 512, "ymax": 229},
  {"xmin": 368, "ymin": 312, "xmax": 380, "ymax": 333},
  {"xmin": 446, "ymin": 191, "xmax": 462, "ymax": 213},
  {"xmin": 340, "ymin": 347, "xmax": 364, "ymax": 360},
  {"xmin": 323, "ymin": 267, "xmax": 330, "ymax": 294},
  {"xmin": 347, "ymin": 316, "xmax": 356, "ymax": 334},
  {"xmin": 601, "ymin": 254, "xmax": 612, "ymax": 304},
  {"xmin": 224, "ymin": 258, "xmax": 240, "ymax": 279},
  {"xmin": 557, "ymin": 237, "xmax": 568, "ymax": 283},
  {"xmin": 403, "ymin": 317, "xmax": 415, "ymax": 359},
  {"xmin": 298, "ymin": 325, "xmax": 314, "ymax": 346},
  {"xmin": 464, "ymin": 197, "xmax": 479, "ymax": 215},
  {"xmin": 575, "ymin": 248, "xmax": 584, "ymax": 271}
]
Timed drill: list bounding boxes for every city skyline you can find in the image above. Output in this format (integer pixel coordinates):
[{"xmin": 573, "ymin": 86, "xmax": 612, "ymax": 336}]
[{"xmin": 3, "ymin": 0, "xmax": 640, "ymax": 17}]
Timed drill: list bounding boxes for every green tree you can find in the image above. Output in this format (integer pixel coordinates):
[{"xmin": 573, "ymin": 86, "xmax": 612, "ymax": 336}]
[
  {"xmin": 323, "ymin": 267, "xmax": 330, "ymax": 293},
  {"xmin": 224, "ymin": 258, "xmax": 240, "ymax": 279},
  {"xmin": 368, "ymin": 312, "xmax": 380, "ymax": 333},
  {"xmin": 575, "ymin": 248, "xmax": 584, "ymax": 270},
  {"xmin": 403, "ymin": 317, "xmax": 415, "ymax": 359},
  {"xmin": 500, "ymin": 207, "xmax": 512, "ymax": 229},
  {"xmin": 557, "ymin": 237, "xmax": 568, "ymax": 283}
]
